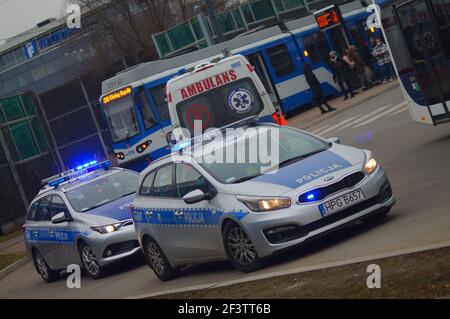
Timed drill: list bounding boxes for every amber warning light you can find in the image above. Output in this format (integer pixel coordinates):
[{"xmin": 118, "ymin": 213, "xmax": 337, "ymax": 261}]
[{"xmin": 102, "ymin": 86, "xmax": 132, "ymax": 104}]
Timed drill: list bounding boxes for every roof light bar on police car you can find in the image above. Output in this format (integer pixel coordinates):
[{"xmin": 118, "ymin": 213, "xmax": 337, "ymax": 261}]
[{"xmin": 42, "ymin": 160, "xmax": 112, "ymax": 188}]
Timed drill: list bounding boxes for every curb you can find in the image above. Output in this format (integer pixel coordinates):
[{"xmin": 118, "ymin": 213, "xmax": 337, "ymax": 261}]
[
  {"xmin": 0, "ymin": 256, "xmax": 30, "ymax": 280},
  {"xmin": 294, "ymin": 81, "xmax": 400, "ymax": 131},
  {"xmin": 129, "ymin": 239, "xmax": 450, "ymax": 299}
]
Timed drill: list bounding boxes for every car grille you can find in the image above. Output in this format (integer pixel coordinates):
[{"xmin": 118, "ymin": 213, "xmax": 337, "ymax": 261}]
[
  {"xmin": 103, "ymin": 240, "xmax": 140, "ymax": 258},
  {"xmin": 298, "ymin": 172, "xmax": 365, "ymax": 203}
]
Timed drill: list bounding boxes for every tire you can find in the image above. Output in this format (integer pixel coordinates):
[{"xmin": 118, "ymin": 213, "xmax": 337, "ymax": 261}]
[
  {"xmin": 79, "ymin": 242, "xmax": 105, "ymax": 279},
  {"xmin": 222, "ymin": 222, "xmax": 265, "ymax": 273},
  {"xmin": 33, "ymin": 249, "xmax": 60, "ymax": 283},
  {"xmin": 362, "ymin": 207, "xmax": 391, "ymax": 223},
  {"xmin": 143, "ymin": 237, "xmax": 179, "ymax": 281}
]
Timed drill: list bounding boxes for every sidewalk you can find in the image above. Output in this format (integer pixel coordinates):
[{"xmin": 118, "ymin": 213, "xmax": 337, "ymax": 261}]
[{"xmin": 287, "ymin": 80, "xmax": 400, "ymax": 130}]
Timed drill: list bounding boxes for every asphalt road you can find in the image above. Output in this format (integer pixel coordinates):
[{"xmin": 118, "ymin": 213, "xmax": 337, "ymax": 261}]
[{"xmin": 1, "ymin": 85, "xmax": 450, "ymax": 298}]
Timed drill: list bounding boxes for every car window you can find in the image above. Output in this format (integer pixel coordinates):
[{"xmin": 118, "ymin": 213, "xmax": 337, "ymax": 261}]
[
  {"xmin": 34, "ymin": 196, "xmax": 52, "ymax": 221},
  {"xmin": 140, "ymin": 171, "xmax": 156, "ymax": 196},
  {"xmin": 176, "ymin": 164, "xmax": 210, "ymax": 198},
  {"xmin": 49, "ymin": 195, "xmax": 69, "ymax": 218},
  {"xmin": 151, "ymin": 165, "xmax": 174, "ymax": 197},
  {"xmin": 26, "ymin": 201, "xmax": 39, "ymax": 221}
]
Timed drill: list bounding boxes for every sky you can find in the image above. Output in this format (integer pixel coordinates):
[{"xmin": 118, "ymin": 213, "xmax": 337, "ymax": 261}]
[{"xmin": 0, "ymin": 0, "xmax": 66, "ymax": 45}]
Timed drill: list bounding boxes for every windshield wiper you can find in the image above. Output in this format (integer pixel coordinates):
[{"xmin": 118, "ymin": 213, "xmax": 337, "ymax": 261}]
[
  {"xmin": 81, "ymin": 199, "xmax": 110, "ymax": 212},
  {"xmin": 120, "ymin": 191, "xmax": 135, "ymax": 198},
  {"xmin": 278, "ymin": 148, "xmax": 328, "ymax": 168},
  {"xmin": 231, "ymin": 173, "xmax": 262, "ymax": 184}
]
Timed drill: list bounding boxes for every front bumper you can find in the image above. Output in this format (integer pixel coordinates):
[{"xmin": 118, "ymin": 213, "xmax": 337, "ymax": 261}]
[
  {"xmin": 84, "ymin": 223, "xmax": 141, "ymax": 267},
  {"xmin": 241, "ymin": 167, "xmax": 395, "ymax": 258}
]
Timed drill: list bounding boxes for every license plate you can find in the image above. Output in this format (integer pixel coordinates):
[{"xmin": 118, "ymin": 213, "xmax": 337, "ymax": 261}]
[{"xmin": 319, "ymin": 189, "xmax": 365, "ymax": 217}]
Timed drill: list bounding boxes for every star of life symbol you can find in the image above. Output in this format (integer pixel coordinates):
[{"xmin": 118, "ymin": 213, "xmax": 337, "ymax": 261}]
[{"xmin": 228, "ymin": 88, "xmax": 254, "ymax": 114}]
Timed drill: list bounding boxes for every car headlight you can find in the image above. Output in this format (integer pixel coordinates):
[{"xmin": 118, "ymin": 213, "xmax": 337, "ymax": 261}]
[
  {"xmin": 90, "ymin": 223, "xmax": 122, "ymax": 234},
  {"xmin": 237, "ymin": 196, "xmax": 291, "ymax": 212},
  {"xmin": 364, "ymin": 157, "xmax": 378, "ymax": 174}
]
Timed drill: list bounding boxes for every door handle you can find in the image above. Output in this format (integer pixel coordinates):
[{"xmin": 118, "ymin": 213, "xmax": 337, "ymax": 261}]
[{"xmin": 174, "ymin": 210, "xmax": 184, "ymax": 217}]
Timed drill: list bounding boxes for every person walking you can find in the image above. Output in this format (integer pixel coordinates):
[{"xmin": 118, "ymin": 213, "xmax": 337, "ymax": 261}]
[
  {"xmin": 372, "ymin": 38, "xmax": 394, "ymax": 83},
  {"xmin": 304, "ymin": 63, "xmax": 336, "ymax": 114},
  {"xmin": 328, "ymin": 51, "xmax": 356, "ymax": 100},
  {"xmin": 348, "ymin": 45, "xmax": 370, "ymax": 90}
]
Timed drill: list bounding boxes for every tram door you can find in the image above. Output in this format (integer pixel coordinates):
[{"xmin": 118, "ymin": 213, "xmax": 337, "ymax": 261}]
[
  {"xmin": 328, "ymin": 27, "xmax": 349, "ymax": 55},
  {"xmin": 247, "ymin": 53, "xmax": 281, "ymax": 109},
  {"xmin": 395, "ymin": 0, "xmax": 450, "ymax": 122}
]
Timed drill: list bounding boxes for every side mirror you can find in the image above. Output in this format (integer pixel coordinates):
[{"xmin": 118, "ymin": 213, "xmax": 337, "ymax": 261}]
[
  {"xmin": 327, "ymin": 137, "xmax": 341, "ymax": 144},
  {"xmin": 165, "ymin": 131, "xmax": 177, "ymax": 146},
  {"xmin": 51, "ymin": 212, "xmax": 70, "ymax": 224},
  {"xmin": 183, "ymin": 189, "xmax": 206, "ymax": 204}
]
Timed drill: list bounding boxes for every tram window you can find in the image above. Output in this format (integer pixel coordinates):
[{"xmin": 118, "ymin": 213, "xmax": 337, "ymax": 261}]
[
  {"xmin": 150, "ymin": 85, "xmax": 170, "ymax": 121},
  {"xmin": 137, "ymin": 89, "xmax": 157, "ymax": 130},
  {"xmin": 303, "ymin": 33, "xmax": 329, "ymax": 64},
  {"xmin": 266, "ymin": 44, "xmax": 295, "ymax": 77},
  {"xmin": 431, "ymin": 0, "xmax": 450, "ymax": 59}
]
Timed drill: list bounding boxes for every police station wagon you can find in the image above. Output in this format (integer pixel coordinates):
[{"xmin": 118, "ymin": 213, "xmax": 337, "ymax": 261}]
[
  {"xmin": 24, "ymin": 161, "xmax": 141, "ymax": 282},
  {"xmin": 132, "ymin": 123, "xmax": 395, "ymax": 281}
]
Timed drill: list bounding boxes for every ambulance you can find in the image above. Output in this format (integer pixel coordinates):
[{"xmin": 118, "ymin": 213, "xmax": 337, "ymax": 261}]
[{"xmin": 165, "ymin": 54, "xmax": 287, "ymax": 143}]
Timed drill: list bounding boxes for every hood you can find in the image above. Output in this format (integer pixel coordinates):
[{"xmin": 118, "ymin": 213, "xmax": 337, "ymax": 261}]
[
  {"xmin": 83, "ymin": 193, "xmax": 135, "ymax": 223},
  {"xmin": 221, "ymin": 144, "xmax": 366, "ymax": 196}
]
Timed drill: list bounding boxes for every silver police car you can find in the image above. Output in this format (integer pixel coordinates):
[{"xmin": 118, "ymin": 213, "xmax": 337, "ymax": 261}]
[
  {"xmin": 24, "ymin": 161, "xmax": 141, "ymax": 282},
  {"xmin": 132, "ymin": 124, "xmax": 395, "ymax": 281}
]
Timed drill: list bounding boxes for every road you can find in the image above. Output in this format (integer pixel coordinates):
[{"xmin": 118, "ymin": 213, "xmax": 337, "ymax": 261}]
[{"xmin": 1, "ymin": 85, "xmax": 450, "ymax": 298}]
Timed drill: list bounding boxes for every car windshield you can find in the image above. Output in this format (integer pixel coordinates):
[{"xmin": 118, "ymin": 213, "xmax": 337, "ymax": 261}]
[
  {"xmin": 103, "ymin": 95, "xmax": 140, "ymax": 143},
  {"xmin": 66, "ymin": 171, "xmax": 139, "ymax": 212},
  {"xmin": 196, "ymin": 126, "xmax": 329, "ymax": 184},
  {"xmin": 176, "ymin": 78, "xmax": 264, "ymax": 137}
]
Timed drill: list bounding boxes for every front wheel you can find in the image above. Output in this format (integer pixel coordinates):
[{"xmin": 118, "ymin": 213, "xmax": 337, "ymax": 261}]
[
  {"xmin": 223, "ymin": 222, "xmax": 265, "ymax": 272},
  {"xmin": 79, "ymin": 242, "xmax": 104, "ymax": 279},
  {"xmin": 33, "ymin": 250, "xmax": 60, "ymax": 283},
  {"xmin": 143, "ymin": 237, "xmax": 179, "ymax": 281}
]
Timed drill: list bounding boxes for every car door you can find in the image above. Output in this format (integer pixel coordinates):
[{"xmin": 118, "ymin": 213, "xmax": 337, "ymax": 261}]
[
  {"xmin": 171, "ymin": 163, "xmax": 223, "ymax": 260},
  {"xmin": 47, "ymin": 195, "xmax": 77, "ymax": 269},
  {"xmin": 137, "ymin": 164, "xmax": 180, "ymax": 257},
  {"xmin": 31, "ymin": 195, "xmax": 56, "ymax": 267}
]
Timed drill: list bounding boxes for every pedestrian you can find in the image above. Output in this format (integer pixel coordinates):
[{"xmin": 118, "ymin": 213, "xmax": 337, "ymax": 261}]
[
  {"xmin": 328, "ymin": 50, "xmax": 356, "ymax": 100},
  {"xmin": 303, "ymin": 63, "xmax": 336, "ymax": 114},
  {"xmin": 372, "ymin": 38, "xmax": 394, "ymax": 83},
  {"xmin": 348, "ymin": 45, "xmax": 370, "ymax": 91}
]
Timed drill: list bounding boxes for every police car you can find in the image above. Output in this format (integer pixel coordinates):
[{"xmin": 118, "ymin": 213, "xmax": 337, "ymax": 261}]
[
  {"xmin": 24, "ymin": 161, "xmax": 141, "ymax": 282},
  {"xmin": 132, "ymin": 123, "xmax": 395, "ymax": 281}
]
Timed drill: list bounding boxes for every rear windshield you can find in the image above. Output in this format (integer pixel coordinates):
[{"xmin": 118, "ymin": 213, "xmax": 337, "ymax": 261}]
[{"xmin": 176, "ymin": 78, "xmax": 264, "ymax": 136}]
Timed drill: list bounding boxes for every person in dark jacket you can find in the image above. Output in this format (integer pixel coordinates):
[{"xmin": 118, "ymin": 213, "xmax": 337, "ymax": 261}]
[
  {"xmin": 328, "ymin": 50, "xmax": 355, "ymax": 100},
  {"xmin": 304, "ymin": 63, "xmax": 336, "ymax": 114}
]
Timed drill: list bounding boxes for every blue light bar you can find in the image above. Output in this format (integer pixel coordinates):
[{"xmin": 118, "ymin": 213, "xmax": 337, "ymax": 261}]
[
  {"xmin": 307, "ymin": 194, "xmax": 315, "ymax": 201},
  {"xmin": 171, "ymin": 140, "xmax": 192, "ymax": 152},
  {"xmin": 44, "ymin": 160, "xmax": 112, "ymax": 188}
]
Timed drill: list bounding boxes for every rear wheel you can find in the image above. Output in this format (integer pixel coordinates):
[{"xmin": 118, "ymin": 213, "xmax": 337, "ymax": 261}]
[
  {"xmin": 33, "ymin": 250, "xmax": 59, "ymax": 283},
  {"xmin": 223, "ymin": 222, "xmax": 265, "ymax": 272},
  {"xmin": 79, "ymin": 242, "xmax": 104, "ymax": 279},
  {"xmin": 143, "ymin": 237, "xmax": 179, "ymax": 281}
]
